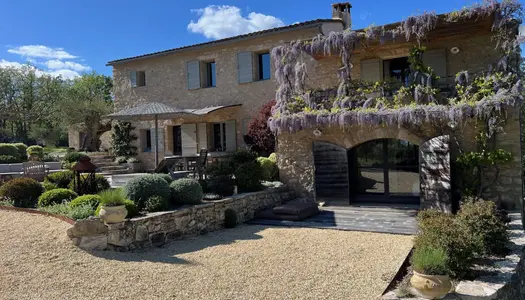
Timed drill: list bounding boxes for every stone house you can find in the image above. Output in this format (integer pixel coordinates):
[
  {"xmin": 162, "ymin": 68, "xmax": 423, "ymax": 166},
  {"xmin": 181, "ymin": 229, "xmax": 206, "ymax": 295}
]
[
  {"xmin": 70, "ymin": 4, "xmax": 354, "ymax": 168},
  {"xmin": 270, "ymin": 3, "xmax": 523, "ymax": 211}
]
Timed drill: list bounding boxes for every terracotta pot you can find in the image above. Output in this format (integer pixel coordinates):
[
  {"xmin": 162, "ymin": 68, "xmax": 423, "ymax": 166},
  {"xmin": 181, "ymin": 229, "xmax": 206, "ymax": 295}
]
[
  {"xmin": 410, "ymin": 271, "xmax": 451, "ymax": 299},
  {"xmin": 99, "ymin": 205, "xmax": 127, "ymax": 224}
]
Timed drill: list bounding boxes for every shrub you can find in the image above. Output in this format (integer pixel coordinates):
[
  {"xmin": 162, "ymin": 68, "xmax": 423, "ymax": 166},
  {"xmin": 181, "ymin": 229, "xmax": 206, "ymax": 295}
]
[
  {"xmin": 98, "ymin": 189, "xmax": 126, "ymax": 206},
  {"xmin": 411, "ymin": 246, "xmax": 449, "ymax": 275},
  {"xmin": 234, "ymin": 161, "xmax": 263, "ymax": 193},
  {"xmin": 115, "ymin": 156, "xmax": 127, "ymax": 164},
  {"xmin": 69, "ymin": 174, "xmax": 110, "ymax": 194},
  {"xmin": 268, "ymin": 153, "xmax": 277, "ymax": 163},
  {"xmin": 456, "ymin": 198, "xmax": 509, "ymax": 256},
  {"xmin": 26, "ymin": 145, "xmax": 44, "ymax": 160},
  {"xmin": 257, "ymin": 157, "xmax": 278, "ymax": 181},
  {"xmin": 144, "ymin": 195, "xmax": 169, "ymax": 212},
  {"xmin": 12, "ymin": 143, "xmax": 27, "ymax": 160},
  {"xmin": 0, "ymin": 155, "xmax": 21, "ymax": 163},
  {"xmin": 69, "ymin": 194, "xmax": 101, "ymax": 209},
  {"xmin": 224, "ymin": 208, "xmax": 237, "ymax": 228},
  {"xmin": 0, "ymin": 178, "xmax": 44, "ymax": 208},
  {"xmin": 414, "ymin": 211, "xmax": 477, "ymax": 278},
  {"xmin": 127, "ymin": 157, "xmax": 139, "ymax": 163},
  {"xmin": 95, "ymin": 198, "xmax": 139, "ymax": 218},
  {"xmin": 151, "ymin": 173, "xmax": 173, "ymax": 184},
  {"xmin": 244, "ymin": 100, "xmax": 276, "ymax": 155},
  {"xmin": 0, "ymin": 144, "xmax": 19, "ymax": 157},
  {"xmin": 45, "ymin": 170, "xmax": 74, "ymax": 188},
  {"xmin": 43, "ymin": 153, "xmax": 59, "ymax": 162},
  {"xmin": 63, "ymin": 151, "xmax": 87, "ymax": 163},
  {"xmin": 39, "ymin": 202, "xmax": 95, "ymax": 220},
  {"xmin": 207, "ymin": 176, "xmax": 235, "ymax": 196},
  {"xmin": 203, "ymin": 193, "xmax": 222, "ymax": 201},
  {"xmin": 38, "ymin": 188, "xmax": 78, "ymax": 207},
  {"xmin": 111, "ymin": 121, "xmax": 137, "ymax": 157},
  {"xmin": 42, "ymin": 181, "xmax": 58, "ymax": 192},
  {"xmin": 123, "ymin": 174, "xmax": 171, "ymax": 210},
  {"xmin": 230, "ymin": 148, "xmax": 258, "ymax": 165},
  {"xmin": 170, "ymin": 178, "xmax": 203, "ymax": 205}
]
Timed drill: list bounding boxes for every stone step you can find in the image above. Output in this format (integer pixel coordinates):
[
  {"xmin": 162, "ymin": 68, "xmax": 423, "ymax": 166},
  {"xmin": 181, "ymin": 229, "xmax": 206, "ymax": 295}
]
[
  {"xmin": 100, "ymin": 169, "xmax": 132, "ymax": 176},
  {"xmin": 99, "ymin": 165, "xmax": 129, "ymax": 171},
  {"xmin": 94, "ymin": 162, "xmax": 122, "ymax": 168}
]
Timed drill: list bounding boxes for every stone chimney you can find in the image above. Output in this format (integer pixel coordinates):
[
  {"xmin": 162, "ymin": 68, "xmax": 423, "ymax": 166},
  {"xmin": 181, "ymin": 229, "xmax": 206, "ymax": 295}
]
[{"xmin": 332, "ymin": 2, "xmax": 352, "ymax": 30}]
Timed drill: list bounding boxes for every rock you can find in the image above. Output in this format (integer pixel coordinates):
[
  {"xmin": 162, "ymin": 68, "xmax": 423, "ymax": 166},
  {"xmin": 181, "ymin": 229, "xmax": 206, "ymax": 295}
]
[
  {"xmin": 78, "ymin": 235, "xmax": 107, "ymax": 250},
  {"xmin": 107, "ymin": 228, "xmax": 133, "ymax": 247},
  {"xmin": 135, "ymin": 225, "xmax": 148, "ymax": 241},
  {"xmin": 67, "ymin": 219, "xmax": 107, "ymax": 238},
  {"xmin": 150, "ymin": 232, "xmax": 166, "ymax": 247}
]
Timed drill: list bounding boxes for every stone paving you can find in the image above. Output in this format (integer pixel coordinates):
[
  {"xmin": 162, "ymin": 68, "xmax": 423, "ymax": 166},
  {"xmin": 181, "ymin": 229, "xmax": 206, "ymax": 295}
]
[{"xmin": 249, "ymin": 203, "xmax": 418, "ymax": 235}]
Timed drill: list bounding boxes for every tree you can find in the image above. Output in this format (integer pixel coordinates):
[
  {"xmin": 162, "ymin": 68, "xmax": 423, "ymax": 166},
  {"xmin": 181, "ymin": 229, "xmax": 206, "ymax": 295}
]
[
  {"xmin": 244, "ymin": 100, "xmax": 276, "ymax": 156},
  {"xmin": 111, "ymin": 121, "xmax": 137, "ymax": 157},
  {"xmin": 59, "ymin": 72, "xmax": 113, "ymax": 151}
]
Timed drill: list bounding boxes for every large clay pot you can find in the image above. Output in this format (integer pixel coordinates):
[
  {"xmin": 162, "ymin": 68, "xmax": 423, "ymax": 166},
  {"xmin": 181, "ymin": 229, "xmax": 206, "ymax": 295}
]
[
  {"xmin": 99, "ymin": 205, "xmax": 127, "ymax": 224},
  {"xmin": 410, "ymin": 271, "xmax": 452, "ymax": 299}
]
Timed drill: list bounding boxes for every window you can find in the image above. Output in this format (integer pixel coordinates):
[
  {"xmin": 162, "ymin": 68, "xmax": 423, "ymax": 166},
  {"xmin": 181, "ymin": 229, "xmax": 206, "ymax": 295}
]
[
  {"xmin": 212, "ymin": 123, "xmax": 226, "ymax": 152},
  {"xmin": 145, "ymin": 129, "xmax": 152, "ymax": 152},
  {"xmin": 383, "ymin": 57, "xmax": 410, "ymax": 87},
  {"xmin": 205, "ymin": 62, "xmax": 216, "ymax": 87},
  {"xmin": 257, "ymin": 52, "xmax": 271, "ymax": 80},
  {"xmin": 130, "ymin": 71, "xmax": 146, "ymax": 87}
]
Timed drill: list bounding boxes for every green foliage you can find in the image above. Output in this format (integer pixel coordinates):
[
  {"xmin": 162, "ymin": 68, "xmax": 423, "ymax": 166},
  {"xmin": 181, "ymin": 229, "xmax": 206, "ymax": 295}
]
[
  {"xmin": 170, "ymin": 178, "xmax": 203, "ymax": 205},
  {"xmin": 45, "ymin": 170, "xmax": 74, "ymax": 188},
  {"xmin": 268, "ymin": 153, "xmax": 277, "ymax": 163},
  {"xmin": 0, "ymin": 178, "xmax": 44, "ymax": 208},
  {"xmin": 123, "ymin": 174, "xmax": 171, "ymax": 210},
  {"xmin": 456, "ymin": 198, "xmax": 509, "ymax": 256},
  {"xmin": 114, "ymin": 156, "xmax": 127, "ymax": 164},
  {"xmin": 234, "ymin": 161, "xmax": 263, "ymax": 193},
  {"xmin": 69, "ymin": 194, "xmax": 101, "ymax": 209},
  {"xmin": 98, "ymin": 189, "xmax": 126, "ymax": 207},
  {"xmin": 63, "ymin": 152, "xmax": 87, "ymax": 163},
  {"xmin": 231, "ymin": 149, "xmax": 258, "ymax": 164},
  {"xmin": 224, "ymin": 209, "xmax": 237, "ymax": 228},
  {"xmin": 411, "ymin": 246, "xmax": 449, "ymax": 275},
  {"xmin": 127, "ymin": 157, "xmax": 139, "ymax": 163},
  {"xmin": 42, "ymin": 181, "xmax": 58, "ymax": 192},
  {"xmin": 39, "ymin": 202, "xmax": 95, "ymax": 220},
  {"xmin": 455, "ymin": 72, "xmax": 516, "ymax": 104},
  {"xmin": 257, "ymin": 157, "xmax": 278, "ymax": 181},
  {"xmin": 0, "ymin": 155, "xmax": 22, "ymax": 163},
  {"xmin": 206, "ymin": 160, "xmax": 235, "ymax": 196},
  {"xmin": 0, "ymin": 144, "xmax": 19, "ymax": 157},
  {"xmin": 144, "ymin": 195, "xmax": 170, "ymax": 212},
  {"xmin": 151, "ymin": 173, "xmax": 173, "ymax": 184},
  {"xmin": 111, "ymin": 121, "xmax": 137, "ymax": 157},
  {"xmin": 68, "ymin": 174, "xmax": 110, "ymax": 195},
  {"xmin": 26, "ymin": 145, "xmax": 44, "ymax": 160},
  {"xmin": 37, "ymin": 188, "xmax": 78, "ymax": 207},
  {"xmin": 415, "ymin": 210, "xmax": 477, "ymax": 278},
  {"xmin": 12, "ymin": 143, "xmax": 28, "ymax": 160}
]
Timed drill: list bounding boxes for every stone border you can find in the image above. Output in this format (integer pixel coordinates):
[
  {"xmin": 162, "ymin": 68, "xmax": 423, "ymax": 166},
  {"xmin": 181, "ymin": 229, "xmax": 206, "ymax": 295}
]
[
  {"xmin": 382, "ymin": 212, "xmax": 525, "ymax": 300},
  {"xmin": 67, "ymin": 186, "xmax": 294, "ymax": 251},
  {"xmin": 0, "ymin": 205, "xmax": 76, "ymax": 225}
]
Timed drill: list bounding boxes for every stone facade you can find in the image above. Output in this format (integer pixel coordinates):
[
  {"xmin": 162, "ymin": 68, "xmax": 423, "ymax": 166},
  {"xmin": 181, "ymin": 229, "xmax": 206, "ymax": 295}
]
[
  {"xmin": 67, "ymin": 186, "xmax": 293, "ymax": 251},
  {"xmin": 276, "ymin": 109, "xmax": 523, "ymax": 210}
]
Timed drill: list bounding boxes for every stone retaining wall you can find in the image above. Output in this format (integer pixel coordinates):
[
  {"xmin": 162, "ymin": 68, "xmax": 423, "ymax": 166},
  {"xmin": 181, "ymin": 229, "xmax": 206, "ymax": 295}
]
[{"xmin": 67, "ymin": 186, "xmax": 293, "ymax": 251}]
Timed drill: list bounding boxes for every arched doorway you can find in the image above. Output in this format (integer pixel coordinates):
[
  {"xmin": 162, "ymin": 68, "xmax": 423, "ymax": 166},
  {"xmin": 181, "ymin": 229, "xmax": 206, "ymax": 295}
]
[{"xmin": 349, "ymin": 139, "xmax": 420, "ymax": 204}]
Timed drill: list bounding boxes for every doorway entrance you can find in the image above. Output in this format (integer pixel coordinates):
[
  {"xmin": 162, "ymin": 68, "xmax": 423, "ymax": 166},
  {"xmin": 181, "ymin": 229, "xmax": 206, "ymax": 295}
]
[
  {"xmin": 172, "ymin": 126, "xmax": 182, "ymax": 156},
  {"xmin": 349, "ymin": 139, "xmax": 419, "ymax": 204}
]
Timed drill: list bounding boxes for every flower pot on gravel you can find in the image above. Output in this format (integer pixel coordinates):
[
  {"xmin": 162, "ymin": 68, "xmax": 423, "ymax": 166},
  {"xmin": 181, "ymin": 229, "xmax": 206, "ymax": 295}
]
[
  {"xmin": 410, "ymin": 271, "xmax": 451, "ymax": 299},
  {"xmin": 98, "ymin": 205, "xmax": 127, "ymax": 224}
]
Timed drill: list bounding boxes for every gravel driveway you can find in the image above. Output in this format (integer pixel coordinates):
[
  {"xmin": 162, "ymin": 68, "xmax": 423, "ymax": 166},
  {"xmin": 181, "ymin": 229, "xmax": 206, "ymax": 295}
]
[{"xmin": 0, "ymin": 210, "xmax": 413, "ymax": 300}]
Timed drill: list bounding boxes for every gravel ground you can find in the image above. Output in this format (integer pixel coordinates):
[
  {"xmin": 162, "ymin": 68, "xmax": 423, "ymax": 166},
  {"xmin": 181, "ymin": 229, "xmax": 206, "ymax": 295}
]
[{"xmin": 0, "ymin": 210, "xmax": 413, "ymax": 300}]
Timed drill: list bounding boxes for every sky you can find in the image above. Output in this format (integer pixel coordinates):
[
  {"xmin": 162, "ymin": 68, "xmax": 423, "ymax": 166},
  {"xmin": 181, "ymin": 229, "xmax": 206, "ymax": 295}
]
[{"xmin": 0, "ymin": 0, "xmax": 522, "ymax": 79}]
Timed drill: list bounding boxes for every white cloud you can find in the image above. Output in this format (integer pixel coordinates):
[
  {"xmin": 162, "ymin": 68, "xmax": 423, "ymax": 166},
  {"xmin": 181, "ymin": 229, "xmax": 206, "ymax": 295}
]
[
  {"xmin": 45, "ymin": 59, "xmax": 91, "ymax": 72},
  {"xmin": 188, "ymin": 5, "xmax": 285, "ymax": 39},
  {"xmin": 0, "ymin": 59, "xmax": 80, "ymax": 79},
  {"xmin": 0, "ymin": 59, "xmax": 24, "ymax": 69},
  {"xmin": 7, "ymin": 45, "xmax": 77, "ymax": 59},
  {"xmin": 46, "ymin": 69, "xmax": 81, "ymax": 79}
]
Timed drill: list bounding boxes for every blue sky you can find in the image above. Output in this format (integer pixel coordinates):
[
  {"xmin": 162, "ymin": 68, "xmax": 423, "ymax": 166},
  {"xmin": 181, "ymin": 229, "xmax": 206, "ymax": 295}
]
[{"xmin": 0, "ymin": 0, "xmax": 521, "ymax": 78}]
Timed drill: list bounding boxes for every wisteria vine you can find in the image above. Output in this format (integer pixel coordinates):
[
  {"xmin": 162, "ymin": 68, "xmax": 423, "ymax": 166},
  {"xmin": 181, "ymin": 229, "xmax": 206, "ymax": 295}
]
[{"xmin": 269, "ymin": 0, "xmax": 524, "ymax": 134}]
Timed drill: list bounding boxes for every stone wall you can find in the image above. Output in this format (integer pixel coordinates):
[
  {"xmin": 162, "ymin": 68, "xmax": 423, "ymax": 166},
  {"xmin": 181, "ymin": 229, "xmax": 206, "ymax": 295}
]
[
  {"xmin": 67, "ymin": 186, "xmax": 293, "ymax": 251},
  {"xmin": 276, "ymin": 109, "xmax": 523, "ymax": 210}
]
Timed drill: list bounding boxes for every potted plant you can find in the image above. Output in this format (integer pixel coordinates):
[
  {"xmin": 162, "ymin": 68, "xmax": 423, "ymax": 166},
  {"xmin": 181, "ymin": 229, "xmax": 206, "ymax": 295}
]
[
  {"xmin": 126, "ymin": 157, "xmax": 142, "ymax": 172},
  {"xmin": 97, "ymin": 189, "xmax": 128, "ymax": 224},
  {"xmin": 410, "ymin": 246, "xmax": 452, "ymax": 299}
]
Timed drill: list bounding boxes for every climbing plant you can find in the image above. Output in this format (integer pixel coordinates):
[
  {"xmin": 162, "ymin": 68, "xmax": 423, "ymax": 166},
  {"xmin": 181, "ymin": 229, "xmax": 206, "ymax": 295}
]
[{"xmin": 111, "ymin": 121, "xmax": 137, "ymax": 157}]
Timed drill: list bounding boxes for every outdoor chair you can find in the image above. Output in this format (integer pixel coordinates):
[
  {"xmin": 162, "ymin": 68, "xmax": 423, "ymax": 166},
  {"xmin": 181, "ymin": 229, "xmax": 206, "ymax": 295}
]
[
  {"xmin": 22, "ymin": 161, "xmax": 49, "ymax": 182},
  {"xmin": 188, "ymin": 149, "xmax": 208, "ymax": 180}
]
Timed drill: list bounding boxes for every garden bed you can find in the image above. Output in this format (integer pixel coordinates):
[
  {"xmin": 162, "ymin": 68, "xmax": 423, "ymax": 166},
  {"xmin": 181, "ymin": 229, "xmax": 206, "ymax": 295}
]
[{"xmin": 67, "ymin": 186, "xmax": 294, "ymax": 251}]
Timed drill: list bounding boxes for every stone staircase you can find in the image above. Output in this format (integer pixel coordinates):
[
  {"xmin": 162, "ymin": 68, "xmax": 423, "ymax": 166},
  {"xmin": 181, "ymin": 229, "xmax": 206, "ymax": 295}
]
[{"xmin": 90, "ymin": 155, "xmax": 131, "ymax": 175}]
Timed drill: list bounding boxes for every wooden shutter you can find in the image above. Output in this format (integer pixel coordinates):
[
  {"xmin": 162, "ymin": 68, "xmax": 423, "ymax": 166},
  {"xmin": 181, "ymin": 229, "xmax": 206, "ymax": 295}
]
[
  {"xmin": 150, "ymin": 128, "xmax": 164, "ymax": 153},
  {"xmin": 423, "ymin": 49, "xmax": 447, "ymax": 83},
  {"xmin": 225, "ymin": 120, "xmax": 236, "ymax": 152},
  {"xmin": 181, "ymin": 124, "xmax": 197, "ymax": 156},
  {"xmin": 130, "ymin": 71, "xmax": 137, "ymax": 87},
  {"xmin": 187, "ymin": 61, "xmax": 201, "ymax": 90},
  {"xmin": 360, "ymin": 59, "xmax": 382, "ymax": 82},
  {"xmin": 197, "ymin": 123, "xmax": 208, "ymax": 150},
  {"xmin": 237, "ymin": 52, "xmax": 253, "ymax": 83}
]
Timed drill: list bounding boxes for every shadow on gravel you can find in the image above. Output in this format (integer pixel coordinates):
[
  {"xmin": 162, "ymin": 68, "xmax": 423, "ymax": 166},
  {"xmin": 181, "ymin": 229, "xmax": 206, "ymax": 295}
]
[{"xmin": 89, "ymin": 225, "xmax": 267, "ymax": 265}]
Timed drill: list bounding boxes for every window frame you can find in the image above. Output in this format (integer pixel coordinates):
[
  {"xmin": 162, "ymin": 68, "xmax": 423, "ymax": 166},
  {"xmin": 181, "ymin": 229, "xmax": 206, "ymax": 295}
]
[
  {"xmin": 130, "ymin": 71, "xmax": 146, "ymax": 88},
  {"xmin": 205, "ymin": 61, "xmax": 216, "ymax": 88},
  {"xmin": 256, "ymin": 52, "xmax": 271, "ymax": 81},
  {"xmin": 212, "ymin": 122, "xmax": 227, "ymax": 152}
]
